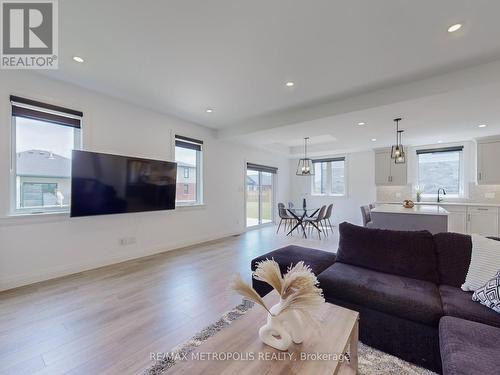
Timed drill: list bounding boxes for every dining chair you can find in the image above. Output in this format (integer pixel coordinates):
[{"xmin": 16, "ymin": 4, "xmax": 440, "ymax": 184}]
[
  {"xmin": 277, "ymin": 203, "xmax": 295, "ymax": 234},
  {"xmin": 360, "ymin": 205, "xmax": 373, "ymax": 227},
  {"xmin": 322, "ymin": 204, "xmax": 334, "ymax": 235},
  {"xmin": 304, "ymin": 205, "xmax": 327, "ymax": 239}
]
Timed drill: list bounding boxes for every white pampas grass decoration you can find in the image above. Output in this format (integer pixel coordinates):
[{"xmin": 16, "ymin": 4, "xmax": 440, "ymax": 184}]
[
  {"xmin": 230, "ymin": 273, "xmax": 273, "ymax": 315},
  {"xmin": 252, "ymin": 258, "xmax": 283, "ymax": 294},
  {"xmin": 281, "ymin": 261, "xmax": 320, "ymax": 300},
  {"xmin": 231, "ymin": 260, "xmax": 324, "ymax": 318},
  {"xmin": 232, "ymin": 260, "xmax": 325, "ymax": 350}
]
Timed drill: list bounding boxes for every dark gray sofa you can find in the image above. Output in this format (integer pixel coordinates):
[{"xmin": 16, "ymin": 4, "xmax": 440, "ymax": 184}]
[{"xmin": 251, "ymin": 222, "xmax": 500, "ymax": 374}]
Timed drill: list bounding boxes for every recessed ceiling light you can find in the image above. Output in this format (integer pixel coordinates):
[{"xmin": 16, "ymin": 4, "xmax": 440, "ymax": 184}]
[
  {"xmin": 478, "ymin": 124, "xmax": 487, "ymax": 128},
  {"xmin": 371, "ymin": 138, "xmax": 377, "ymax": 142},
  {"xmin": 285, "ymin": 81, "xmax": 295, "ymax": 87},
  {"xmin": 206, "ymin": 108, "xmax": 213, "ymax": 113},
  {"xmin": 438, "ymin": 140, "xmax": 443, "ymax": 144},
  {"xmin": 358, "ymin": 122, "xmax": 366, "ymax": 126},
  {"xmin": 447, "ymin": 23, "xmax": 462, "ymax": 33},
  {"xmin": 73, "ymin": 56, "xmax": 84, "ymax": 63}
]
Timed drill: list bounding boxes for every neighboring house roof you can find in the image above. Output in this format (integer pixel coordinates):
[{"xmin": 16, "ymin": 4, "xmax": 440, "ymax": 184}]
[{"xmin": 17, "ymin": 150, "xmax": 71, "ymax": 178}]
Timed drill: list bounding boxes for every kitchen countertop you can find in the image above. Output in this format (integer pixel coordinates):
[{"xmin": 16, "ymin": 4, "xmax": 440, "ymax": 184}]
[
  {"xmin": 372, "ymin": 204, "xmax": 449, "ymax": 216},
  {"xmin": 377, "ymin": 201, "xmax": 500, "ymax": 208}
]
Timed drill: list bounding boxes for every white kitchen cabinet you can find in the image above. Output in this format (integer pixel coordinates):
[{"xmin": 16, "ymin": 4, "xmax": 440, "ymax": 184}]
[
  {"xmin": 477, "ymin": 139, "xmax": 500, "ymax": 185},
  {"xmin": 466, "ymin": 206, "xmax": 499, "ymax": 237},
  {"xmin": 375, "ymin": 151, "xmax": 392, "ymax": 185},
  {"xmin": 374, "ymin": 149, "xmax": 407, "ymax": 186},
  {"xmin": 391, "ymin": 160, "xmax": 407, "ymax": 186},
  {"xmin": 440, "ymin": 205, "xmax": 467, "ymax": 234}
]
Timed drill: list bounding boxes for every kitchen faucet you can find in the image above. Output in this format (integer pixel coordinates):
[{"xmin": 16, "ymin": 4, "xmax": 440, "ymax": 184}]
[{"xmin": 437, "ymin": 188, "xmax": 446, "ymax": 203}]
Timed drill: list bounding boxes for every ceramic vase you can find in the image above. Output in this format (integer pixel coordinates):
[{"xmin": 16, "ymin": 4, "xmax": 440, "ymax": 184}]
[{"xmin": 258, "ymin": 299, "xmax": 306, "ymax": 351}]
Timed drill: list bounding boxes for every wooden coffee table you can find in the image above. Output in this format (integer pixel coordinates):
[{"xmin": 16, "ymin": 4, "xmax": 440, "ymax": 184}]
[{"xmin": 168, "ymin": 292, "xmax": 359, "ymax": 374}]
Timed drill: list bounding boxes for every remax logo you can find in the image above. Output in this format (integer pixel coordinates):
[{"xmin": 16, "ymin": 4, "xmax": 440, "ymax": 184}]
[{"xmin": 1, "ymin": 0, "xmax": 58, "ymax": 69}]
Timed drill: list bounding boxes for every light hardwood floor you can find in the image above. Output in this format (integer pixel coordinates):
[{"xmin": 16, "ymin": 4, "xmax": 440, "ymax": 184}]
[{"xmin": 0, "ymin": 225, "xmax": 338, "ymax": 375}]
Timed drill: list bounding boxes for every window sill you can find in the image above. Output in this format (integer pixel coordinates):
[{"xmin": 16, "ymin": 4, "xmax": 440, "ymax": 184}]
[
  {"xmin": 0, "ymin": 211, "xmax": 70, "ymax": 226},
  {"xmin": 175, "ymin": 203, "xmax": 206, "ymax": 210},
  {"xmin": 310, "ymin": 194, "xmax": 347, "ymax": 198}
]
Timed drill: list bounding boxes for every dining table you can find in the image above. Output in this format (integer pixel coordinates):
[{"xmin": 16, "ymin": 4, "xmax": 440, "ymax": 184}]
[{"xmin": 285, "ymin": 207, "xmax": 321, "ymax": 238}]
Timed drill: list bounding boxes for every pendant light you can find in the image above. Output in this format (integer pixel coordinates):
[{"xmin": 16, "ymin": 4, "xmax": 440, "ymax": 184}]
[
  {"xmin": 390, "ymin": 118, "xmax": 404, "ymax": 160},
  {"xmin": 296, "ymin": 137, "xmax": 314, "ymax": 176},
  {"xmin": 395, "ymin": 130, "xmax": 406, "ymax": 164}
]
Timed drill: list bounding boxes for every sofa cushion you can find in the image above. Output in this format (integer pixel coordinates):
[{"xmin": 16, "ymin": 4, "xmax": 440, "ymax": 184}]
[
  {"xmin": 251, "ymin": 245, "xmax": 336, "ymax": 296},
  {"xmin": 433, "ymin": 232, "xmax": 472, "ymax": 287},
  {"xmin": 439, "ymin": 285, "xmax": 500, "ymax": 329},
  {"xmin": 462, "ymin": 235, "xmax": 500, "ymax": 291},
  {"xmin": 439, "ymin": 316, "xmax": 500, "ymax": 375},
  {"xmin": 318, "ymin": 262, "xmax": 443, "ymax": 325},
  {"xmin": 472, "ymin": 270, "xmax": 500, "ymax": 313},
  {"xmin": 336, "ymin": 222, "xmax": 439, "ymax": 283}
]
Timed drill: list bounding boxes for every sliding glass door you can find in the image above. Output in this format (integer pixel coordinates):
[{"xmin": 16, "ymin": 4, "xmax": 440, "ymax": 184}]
[{"xmin": 246, "ymin": 164, "xmax": 276, "ymax": 227}]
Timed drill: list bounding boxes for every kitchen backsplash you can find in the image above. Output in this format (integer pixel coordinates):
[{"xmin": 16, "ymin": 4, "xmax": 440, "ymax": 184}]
[{"xmin": 377, "ymin": 183, "xmax": 500, "ymax": 204}]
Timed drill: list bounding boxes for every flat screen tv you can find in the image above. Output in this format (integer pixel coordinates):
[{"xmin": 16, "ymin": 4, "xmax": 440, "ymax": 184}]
[{"xmin": 70, "ymin": 150, "xmax": 177, "ymax": 217}]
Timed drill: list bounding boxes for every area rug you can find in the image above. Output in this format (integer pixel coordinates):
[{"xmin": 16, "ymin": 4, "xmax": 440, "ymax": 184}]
[{"xmin": 144, "ymin": 300, "xmax": 436, "ymax": 375}]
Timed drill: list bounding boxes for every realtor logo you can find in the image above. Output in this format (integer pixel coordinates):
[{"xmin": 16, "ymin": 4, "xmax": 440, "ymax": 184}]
[{"xmin": 1, "ymin": 0, "xmax": 58, "ymax": 69}]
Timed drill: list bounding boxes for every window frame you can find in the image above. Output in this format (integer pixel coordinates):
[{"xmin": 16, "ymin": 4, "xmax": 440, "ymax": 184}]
[
  {"xmin": 174, "ymin": 135, "xmax": 204, "ymax": 207},
  {"xmin": 416, "ymin": 146, "xmax": 465, "ymax": 198},
  {"xmin": 311, "ymin": 156, "xmax": 347, "ymax": 197},
  {"xmin": 245, "ymin": 163, "xmax": 278, "ymax": 228},
  {"xmin": 10, "ymin": 98, "xmax": 83, "ymax": 215}
]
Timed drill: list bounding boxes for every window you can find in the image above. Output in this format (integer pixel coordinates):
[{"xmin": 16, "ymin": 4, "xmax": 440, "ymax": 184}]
[
  {"xmin": 311, "ymin": 157, "xmax": 346, "ymax": 196},
  {"xmin": 417, "ymin": 146, "xmax": 463, "ymax": 196},
  {"xmin": 175, "ymin": 135, "xmax": 203, "ymax": 205},
  {"xmin": 11, "ymin": 96, "xmax": 82, "ymax": 214},
  {"xmin": 312, "ymin": 162, "xmax": 328, "ymax": 194}
]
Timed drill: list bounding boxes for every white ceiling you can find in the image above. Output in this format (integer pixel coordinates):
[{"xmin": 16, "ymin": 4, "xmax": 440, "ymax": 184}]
[
  {"xmin": 40, "ymin": 0, "xmax": 500, "ymax": 155},
  {"xmin": 239, "ymin": 80, "xmax": 500, "ymax": 157}
]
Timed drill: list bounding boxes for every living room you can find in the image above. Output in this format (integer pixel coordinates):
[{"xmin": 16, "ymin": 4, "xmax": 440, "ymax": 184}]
[{"xmin": 1, "ymin": 1, "xmax": 500, "ymax": 374}]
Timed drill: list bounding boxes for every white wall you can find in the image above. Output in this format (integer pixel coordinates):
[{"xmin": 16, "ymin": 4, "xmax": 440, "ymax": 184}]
[
  {"xmin": 289, "ymin": 151, "xmax": 377, "ymax": 225},
  {"xmin": 0, "ymin": 71, "xmax": 290, "ymax": 291}
]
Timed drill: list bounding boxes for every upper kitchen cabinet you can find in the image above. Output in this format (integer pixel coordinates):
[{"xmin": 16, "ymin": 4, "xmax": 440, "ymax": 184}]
[
  {"xmin": 374, "ymin": 148, "xmax": 407, "ymax": 186},
  {"xmin": 477, "ymin": 137, "xmax": 500, "ymax": 185}
]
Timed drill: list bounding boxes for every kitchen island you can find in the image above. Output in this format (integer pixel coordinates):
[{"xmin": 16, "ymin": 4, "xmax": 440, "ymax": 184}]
[{"xmin": 370, "ymin": 204, "xmax": 449, "ymax": 234}]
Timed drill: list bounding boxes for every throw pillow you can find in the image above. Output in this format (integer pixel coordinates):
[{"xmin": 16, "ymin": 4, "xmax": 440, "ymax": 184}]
[
  {"xmin": 462, "ymin": 234, "xmax": 500, "ymax": 291},
  {"xmin": 472, "ymin": 270, "xmax": 500, "ymax": 313}
]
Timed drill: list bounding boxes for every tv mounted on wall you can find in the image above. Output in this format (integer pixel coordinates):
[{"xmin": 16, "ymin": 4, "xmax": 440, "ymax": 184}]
[{"xmin": 70, "ymin": 150, "xmax": 177, "ymax": 217}]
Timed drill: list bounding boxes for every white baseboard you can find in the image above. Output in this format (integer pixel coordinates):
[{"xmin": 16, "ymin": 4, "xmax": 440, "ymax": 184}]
[{"xmin": 0, "ymin": 229, "xmax": 243, "ymax": 292}]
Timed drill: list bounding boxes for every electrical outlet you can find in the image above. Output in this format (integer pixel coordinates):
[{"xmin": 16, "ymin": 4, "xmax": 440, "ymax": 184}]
[
  {"xmin": 119, "ymin": 237, "xmax": 136, "ymax": 246},
  {"xmin": 485, "ymin": 192, "xmax": 496, "ymax": 199}
]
